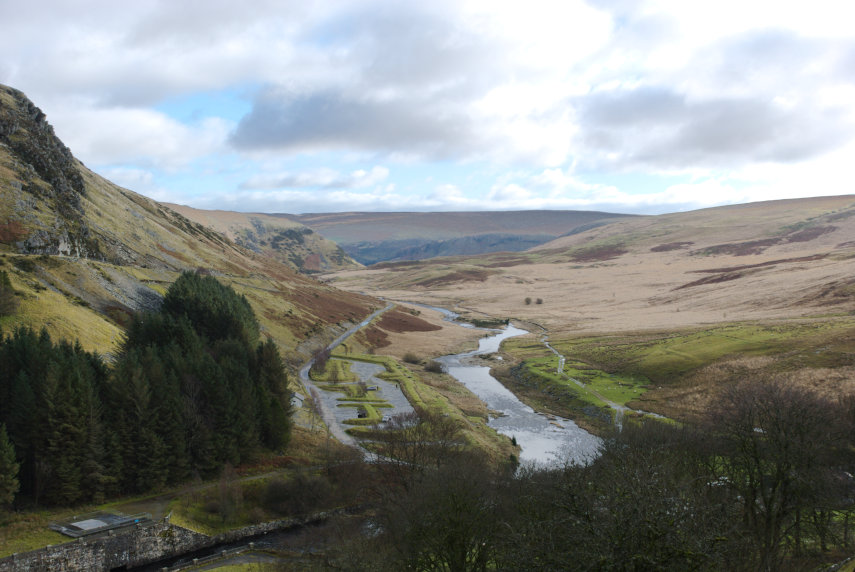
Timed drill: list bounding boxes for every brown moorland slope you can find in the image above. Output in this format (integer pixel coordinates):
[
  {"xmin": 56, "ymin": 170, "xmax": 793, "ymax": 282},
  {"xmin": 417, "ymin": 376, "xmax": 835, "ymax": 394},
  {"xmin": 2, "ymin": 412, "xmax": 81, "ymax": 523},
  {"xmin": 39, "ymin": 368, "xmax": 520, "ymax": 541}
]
[
  {"xmin": 326, "ymin": 195, "xmax": 855, "ymax": 336},
  {"xmin": 324, "ymin": 195, "xmax": 855, "ymax": 430}
]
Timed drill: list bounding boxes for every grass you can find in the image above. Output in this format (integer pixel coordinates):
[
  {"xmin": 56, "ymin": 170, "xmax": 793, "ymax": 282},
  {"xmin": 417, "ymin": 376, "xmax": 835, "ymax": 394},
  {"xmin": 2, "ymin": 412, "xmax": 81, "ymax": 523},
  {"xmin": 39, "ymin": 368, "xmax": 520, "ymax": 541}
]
[
  {"xmin": 522, "ymin": 355, "xmax": 649, "ymax": 407},
  {"xmin": 310, "ymin": 358, "xmax": 358, "ymax": 383},
  {"xmin": 167, "ymin": 477, "xmax": 279, "ymax": 536},
  {"xmin": 316, "ymin": 355, "xmax": 399, "ymax": 426},
  {"xmin": 212, "ymin": 563, "xmax": 282, "ymax": 572},
  {"xmin": 341, "ymin": 353, "xmax": 428, "ymax": 410},
  {"xmin": 342, "ymin": 403, "xmax": 383, "ymax": 425},
  {"xmin": 499, "ymin": 316, "xmax": 855, "ymax": 431},
  {"xmin": 1, "ymin": 260, "xmax": 124, "ymax": 355},
  {"xmin": 0, "ymin": 511, "xmax": 70, "ymax": 558},
  {"xmin": 336, "ymin": 352, "xmax": 517, "ymax": 462},
  {"xmin": 0, "ymin": 423, "xmax": 353, "ymax": 555},
  {"xmin": 548, "ymin": 318, "xmax": 855, "ymax": 384}
]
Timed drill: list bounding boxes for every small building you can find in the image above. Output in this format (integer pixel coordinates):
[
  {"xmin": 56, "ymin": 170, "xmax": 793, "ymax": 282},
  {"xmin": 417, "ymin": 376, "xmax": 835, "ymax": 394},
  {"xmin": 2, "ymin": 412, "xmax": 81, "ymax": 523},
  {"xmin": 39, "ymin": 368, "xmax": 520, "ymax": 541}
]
[{"xmin": 49, "ymin": 511, "xmax": 152, "ymax": 538}]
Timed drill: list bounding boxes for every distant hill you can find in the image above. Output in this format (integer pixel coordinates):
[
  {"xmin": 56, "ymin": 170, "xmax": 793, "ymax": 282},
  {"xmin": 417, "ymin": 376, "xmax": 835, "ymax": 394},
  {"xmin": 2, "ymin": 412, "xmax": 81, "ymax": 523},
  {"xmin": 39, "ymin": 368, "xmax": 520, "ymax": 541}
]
[
  {"xmin": 164, "ymin": 205, "xmax": 360, "ymax": 273},
  {"xmin": 277, "ymin": 210, "xmax": 634, "ymax": 264},
  {"xmin": 0, "ymin": 84, "xmax": 374, "ymax": 359},
  {"xmin": 327, "ymin": 194, "xmax": 855, "ymax": 334}
]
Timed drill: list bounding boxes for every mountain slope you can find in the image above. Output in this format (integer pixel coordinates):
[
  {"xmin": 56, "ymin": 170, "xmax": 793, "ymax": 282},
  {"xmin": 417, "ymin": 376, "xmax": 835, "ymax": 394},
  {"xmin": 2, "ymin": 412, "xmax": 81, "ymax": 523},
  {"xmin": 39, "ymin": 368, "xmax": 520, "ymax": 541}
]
[
  {"xmin": 280, "ymin": 210, "xmax": 634, "ymax": 264},
  {"xmin": 0, "ymin": 84, "xmax": 375, "ymax": 359},
  {"xmin": 164, "ymin": 204, "xmax": 360, "ymax": 273}
]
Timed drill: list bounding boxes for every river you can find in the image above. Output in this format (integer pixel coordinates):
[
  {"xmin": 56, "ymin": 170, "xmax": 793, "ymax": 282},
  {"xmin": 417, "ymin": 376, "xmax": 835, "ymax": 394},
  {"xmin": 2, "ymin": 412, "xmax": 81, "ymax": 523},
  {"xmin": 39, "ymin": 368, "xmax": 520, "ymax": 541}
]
[{"xmin": 431, "ymin": 309, "xmax": 601, "ymax": 466}]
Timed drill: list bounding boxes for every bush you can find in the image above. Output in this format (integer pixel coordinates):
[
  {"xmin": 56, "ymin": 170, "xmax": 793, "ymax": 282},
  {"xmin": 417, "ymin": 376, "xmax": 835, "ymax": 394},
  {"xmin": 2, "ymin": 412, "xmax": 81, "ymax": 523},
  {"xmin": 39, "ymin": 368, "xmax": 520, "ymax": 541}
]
[
  {"xmin": 536, "ymin": 298, "xmax": 543, "ymax": 305},
  {"xmin": 0, "ymin": 271, "xmax": 18, "ymax": 317},
  {"xmin": 524, "ymin": 297, "xmax": 531, "ymax": 305},
  {"xmin": 10, "ymin": 257, "xmax": 35, "ymax": 273},
  {"xmin": 403, "ymin": 352, "xmax": 421, "ymax": 364},
  {"xmin": 424, "ymin": 360, "xmax": 444, "ymax": 374}
]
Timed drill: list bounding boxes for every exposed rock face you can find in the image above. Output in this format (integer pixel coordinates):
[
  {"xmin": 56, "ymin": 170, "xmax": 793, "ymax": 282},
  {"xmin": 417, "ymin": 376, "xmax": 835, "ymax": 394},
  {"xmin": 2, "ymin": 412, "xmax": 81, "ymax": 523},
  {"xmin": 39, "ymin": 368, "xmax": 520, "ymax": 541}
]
[{"xmin": 0, "ymin": 84, "xmax": 100, "ymax": 258}]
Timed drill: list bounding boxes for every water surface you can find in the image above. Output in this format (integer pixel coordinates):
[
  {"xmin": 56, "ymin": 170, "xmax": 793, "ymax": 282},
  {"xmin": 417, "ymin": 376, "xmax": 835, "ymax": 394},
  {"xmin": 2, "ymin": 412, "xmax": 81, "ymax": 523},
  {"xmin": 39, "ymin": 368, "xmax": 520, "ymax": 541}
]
[{"xmin": 436, "ymin": 323, "xmax": 601, "ymax": 465}]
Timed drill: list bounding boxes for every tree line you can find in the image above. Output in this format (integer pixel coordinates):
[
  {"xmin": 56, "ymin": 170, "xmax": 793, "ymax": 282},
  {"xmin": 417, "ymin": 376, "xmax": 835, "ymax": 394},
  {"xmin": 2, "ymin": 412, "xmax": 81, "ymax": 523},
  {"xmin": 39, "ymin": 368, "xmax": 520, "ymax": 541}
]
[
  {"xmin": 0, "ymin": 271, "xmax": 292, "ymax": 507},
  {"xmin": 329, "ymin": 381, "xmax": 855, "ymax": 571}
]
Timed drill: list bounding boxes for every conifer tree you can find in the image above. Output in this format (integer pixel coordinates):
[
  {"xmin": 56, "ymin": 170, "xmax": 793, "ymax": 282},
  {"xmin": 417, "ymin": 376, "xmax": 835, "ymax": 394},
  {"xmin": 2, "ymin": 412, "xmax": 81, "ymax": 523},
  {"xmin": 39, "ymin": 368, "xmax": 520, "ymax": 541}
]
[{"xmin": 0, "ymin": 423, "xmax": 19, "ymax": 508}]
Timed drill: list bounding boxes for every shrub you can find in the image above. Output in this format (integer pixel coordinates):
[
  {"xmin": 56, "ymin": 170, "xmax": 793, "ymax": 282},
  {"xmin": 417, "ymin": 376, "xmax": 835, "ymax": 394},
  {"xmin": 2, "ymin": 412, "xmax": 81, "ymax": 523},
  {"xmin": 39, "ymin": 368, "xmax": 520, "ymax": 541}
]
[
  {"xmin": 524, "ymin": 297, "xmax": 531, "ymax": 305},
  {"xmin": 0, "ymin": 271, "xmax": 18, "ymax": 317},
  {"xmin": 403, "ymin": 352, "xmax": 422, "ymax": 364},
  {"xmin": 11, "ymin": 257, "xmax": 35, "ymax": 273},
  {"xmin": 425, "ymin": 360, "xmax": 444, "ymax": 374}
]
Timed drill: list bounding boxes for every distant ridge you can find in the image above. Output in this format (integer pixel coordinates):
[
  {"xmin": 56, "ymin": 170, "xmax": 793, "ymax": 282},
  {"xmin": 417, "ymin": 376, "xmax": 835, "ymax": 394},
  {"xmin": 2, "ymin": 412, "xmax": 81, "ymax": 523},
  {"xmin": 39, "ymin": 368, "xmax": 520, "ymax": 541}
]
[{"xmin": 276, "ymin": 210, "xmax": 635, "ymax": 264}]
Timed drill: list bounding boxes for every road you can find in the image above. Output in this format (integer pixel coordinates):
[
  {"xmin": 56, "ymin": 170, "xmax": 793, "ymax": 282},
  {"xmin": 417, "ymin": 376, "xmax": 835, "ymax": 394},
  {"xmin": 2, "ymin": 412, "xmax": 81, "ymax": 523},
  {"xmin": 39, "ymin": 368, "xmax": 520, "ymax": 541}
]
[{"xmin": 297, "ymin": 303, "xmax": 394, "ymax": 447}]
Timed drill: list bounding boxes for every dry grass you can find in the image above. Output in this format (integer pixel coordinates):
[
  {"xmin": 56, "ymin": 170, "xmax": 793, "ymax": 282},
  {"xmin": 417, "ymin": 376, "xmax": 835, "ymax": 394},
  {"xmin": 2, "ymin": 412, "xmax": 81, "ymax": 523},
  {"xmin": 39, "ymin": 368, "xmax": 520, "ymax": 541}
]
[
  {"xmin": 324, "ymin": 196, "xmax": 855, "ymax": 428},
  {"xmin": 325, "ymin": 196, "xmax": 855, "ymax": 337}
]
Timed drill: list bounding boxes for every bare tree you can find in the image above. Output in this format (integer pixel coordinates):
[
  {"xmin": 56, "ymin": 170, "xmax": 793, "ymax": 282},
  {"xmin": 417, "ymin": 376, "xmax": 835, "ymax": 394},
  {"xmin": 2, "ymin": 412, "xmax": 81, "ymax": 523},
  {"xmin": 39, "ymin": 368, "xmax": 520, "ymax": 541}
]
[
  {"xmin": 310, "ymin": 347, "xmax": 331, "ymax": 378},
  {"xmin": 704, "ymin": 379, "xmax": 843, "ymax": 571}
]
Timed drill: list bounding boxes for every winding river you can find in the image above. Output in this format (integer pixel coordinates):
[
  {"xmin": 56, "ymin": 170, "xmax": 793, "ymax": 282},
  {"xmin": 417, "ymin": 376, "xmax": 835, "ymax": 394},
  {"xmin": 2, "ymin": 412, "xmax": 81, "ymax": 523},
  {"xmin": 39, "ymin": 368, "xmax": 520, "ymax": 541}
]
[{"xmin": 431, "ymin": 309, "xmax": 601, "ymax": 466}]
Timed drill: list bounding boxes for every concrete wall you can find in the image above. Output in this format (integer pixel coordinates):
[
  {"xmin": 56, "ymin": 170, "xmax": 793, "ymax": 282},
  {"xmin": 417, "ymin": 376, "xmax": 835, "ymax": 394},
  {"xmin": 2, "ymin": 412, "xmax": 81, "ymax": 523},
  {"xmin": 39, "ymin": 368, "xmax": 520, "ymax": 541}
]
[{"xmin": 0, "ymin": 511, "xmax": 336, "ymax": 572}]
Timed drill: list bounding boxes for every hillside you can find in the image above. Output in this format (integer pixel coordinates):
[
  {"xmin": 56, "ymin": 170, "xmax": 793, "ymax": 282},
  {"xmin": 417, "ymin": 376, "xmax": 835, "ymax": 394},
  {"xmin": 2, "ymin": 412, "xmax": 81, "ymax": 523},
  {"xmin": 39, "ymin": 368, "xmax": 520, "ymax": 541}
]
[
  {"xmin": 0, "ymin": 84, "xmax": 376, "ymax": 360},
  {"xmin": 280, "ymin": 210, "xmax": 633, "ymax": 264},
  {"xmin": 326, "ymin": 195, "xmax": 855, "ymax": 334},
  {"xmin": 164, "ymin": 204, "xmax": 360, "ymax": 273}
]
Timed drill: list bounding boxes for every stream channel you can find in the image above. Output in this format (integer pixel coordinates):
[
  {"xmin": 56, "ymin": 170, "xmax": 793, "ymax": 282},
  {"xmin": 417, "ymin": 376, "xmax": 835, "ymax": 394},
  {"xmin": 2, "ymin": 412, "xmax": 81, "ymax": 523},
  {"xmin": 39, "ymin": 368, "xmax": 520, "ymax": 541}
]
[{"xmin": 427, "ymin": 306, "xmax": 601, "ymax": 466}]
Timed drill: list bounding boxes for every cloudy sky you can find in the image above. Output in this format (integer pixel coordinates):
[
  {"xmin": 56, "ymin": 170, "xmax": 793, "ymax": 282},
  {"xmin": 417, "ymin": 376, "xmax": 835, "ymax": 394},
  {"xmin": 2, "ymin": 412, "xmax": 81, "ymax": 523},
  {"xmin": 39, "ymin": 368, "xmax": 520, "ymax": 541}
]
[{"xmin": 2, "ymin": 0, "xmax": 854, "ymax": 214}]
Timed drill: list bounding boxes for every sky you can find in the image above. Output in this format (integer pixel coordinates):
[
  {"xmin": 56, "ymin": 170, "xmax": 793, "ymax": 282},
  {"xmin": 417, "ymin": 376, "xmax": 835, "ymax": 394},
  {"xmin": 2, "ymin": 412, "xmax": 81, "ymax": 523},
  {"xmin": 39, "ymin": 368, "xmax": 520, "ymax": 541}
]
[{"xmin": 2, "ymin": 0, "xmax": 855, "ymax": 215}]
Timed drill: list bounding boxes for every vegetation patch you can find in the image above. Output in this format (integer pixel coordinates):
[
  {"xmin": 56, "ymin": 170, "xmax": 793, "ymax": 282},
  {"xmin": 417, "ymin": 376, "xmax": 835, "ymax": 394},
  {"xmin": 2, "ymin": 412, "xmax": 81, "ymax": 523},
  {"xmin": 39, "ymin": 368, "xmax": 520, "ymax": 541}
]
[
  {"xmin": 0, "ymin": 511, "xmax": 69, "ymax": 558},
  {"xmin": 695, "ymin": 226, "xmax": 837, "ymax": 257},
  {"xmin": 694, "ymin": 238, "xmax": 780, "ymax": 256},
  {"xmin": 675, "ymin": 271, "xmax": 745, "ymax": 290},
  {"xmin": 483, "ymin": 257, "xmax": 534, "ymax": 268},
  {"xmin": 310, "ymin": 357, "xmax": 358, "ymax": 383},
  {"xmin": 416, "ymin": 268, "xmax": 495, "ymax": 288},
  {"xmin": 650, "ymin": 241, "xmax": 693, "ymax": 252},
  {"xmin": 786, "ymin": 225, "xmax": 836, "ymax": 242},
  {"xmin": 10, "ymin": 256, "xmax": 36, "ymax": 273},
  {"xmin": 467, "ymin": 317, "xmax": 510, "ymax": 329},
  {"xmin": 0, "ymin": 221, "xmax": 27, "ymax": 244},
  {"xmin": 375, "ymin": 309, "xmax": 442, "ymax": 333},
  {"xmin": 689, "ymin": 254, "xmax": 827, "ymax": 274},
  {"xmin": 569, "ymin": 243, "xmax": 627, "ymax": 262},
  {"xmin": 499, "ymin": 318, "xmax": 855, "ymax": 430}
]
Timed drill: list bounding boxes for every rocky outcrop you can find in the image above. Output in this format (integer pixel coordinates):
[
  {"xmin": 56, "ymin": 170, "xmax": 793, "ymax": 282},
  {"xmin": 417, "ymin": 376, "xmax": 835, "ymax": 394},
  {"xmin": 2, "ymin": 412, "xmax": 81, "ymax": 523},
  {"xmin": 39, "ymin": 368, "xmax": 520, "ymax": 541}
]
[
  {"xmin": 0, "ymin": 86, "xmax": 85, "ymax": 208},
  {"xmin": 0, "ymin": 84, "xmax": 100, "ymax": 259}
]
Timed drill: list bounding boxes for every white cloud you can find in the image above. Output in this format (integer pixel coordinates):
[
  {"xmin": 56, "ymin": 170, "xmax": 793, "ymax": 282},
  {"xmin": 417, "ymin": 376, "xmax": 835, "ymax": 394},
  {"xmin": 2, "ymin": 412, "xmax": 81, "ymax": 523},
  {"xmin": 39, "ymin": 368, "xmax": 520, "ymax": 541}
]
[
  {"xmin": 3, "ymin": 0, "xmax": 855, "ymax": 214},
  {"xmin": 240, "ymin": 166, "xmax": 389, "ymax": 190},
  {"xmin": 46, "ymin": 99, "xmax": 232, "ymax": 169}
]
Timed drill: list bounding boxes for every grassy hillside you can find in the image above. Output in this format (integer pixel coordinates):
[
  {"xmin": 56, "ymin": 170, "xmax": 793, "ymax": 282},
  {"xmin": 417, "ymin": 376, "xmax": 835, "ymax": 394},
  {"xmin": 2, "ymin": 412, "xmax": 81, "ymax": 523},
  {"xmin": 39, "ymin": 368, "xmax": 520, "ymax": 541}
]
[{"xmin": 0, "ymin": 83, "xmax": 376, "ymax": 362}]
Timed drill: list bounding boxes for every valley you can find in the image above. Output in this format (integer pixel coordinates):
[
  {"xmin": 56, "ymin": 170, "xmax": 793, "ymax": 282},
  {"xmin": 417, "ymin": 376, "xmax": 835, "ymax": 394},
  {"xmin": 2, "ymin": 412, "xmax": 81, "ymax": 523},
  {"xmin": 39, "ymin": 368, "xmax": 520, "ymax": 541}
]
[
  {"xmin": 2, "ymin": 83, "xmax": 855, "ymax": 570},
  {"xmin": 323, "ymin": 195, "xmax": 855, "ymax": 433}
]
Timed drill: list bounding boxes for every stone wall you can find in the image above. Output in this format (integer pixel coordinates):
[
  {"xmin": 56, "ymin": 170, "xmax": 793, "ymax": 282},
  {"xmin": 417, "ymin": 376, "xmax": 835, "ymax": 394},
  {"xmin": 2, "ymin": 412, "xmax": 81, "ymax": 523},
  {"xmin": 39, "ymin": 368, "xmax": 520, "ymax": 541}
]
[{"xmin": 0, "ymin": 511, "xmax": 336, "ymax": 572}]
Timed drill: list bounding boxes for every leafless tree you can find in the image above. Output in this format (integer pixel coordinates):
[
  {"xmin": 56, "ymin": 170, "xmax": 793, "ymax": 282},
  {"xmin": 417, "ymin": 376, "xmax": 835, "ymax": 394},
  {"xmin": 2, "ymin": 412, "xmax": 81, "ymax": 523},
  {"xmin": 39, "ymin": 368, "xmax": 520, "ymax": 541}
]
[{"xmin": 703, "ymin": 379, "xmax": 844, "ymax": 571}]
